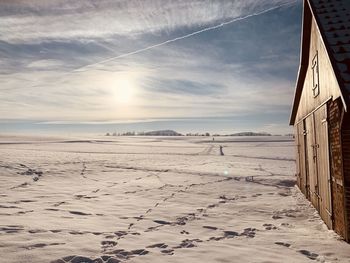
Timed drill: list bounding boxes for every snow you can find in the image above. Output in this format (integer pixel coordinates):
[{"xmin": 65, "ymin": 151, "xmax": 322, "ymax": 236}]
[{"xmin": 0, "ymin": 135, "xmax": 349, "ymax": 263}]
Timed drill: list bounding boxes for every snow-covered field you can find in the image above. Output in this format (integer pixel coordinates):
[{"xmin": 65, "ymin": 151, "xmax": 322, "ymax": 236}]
[{"xmin": 0, "ymin": 135, "xmax": 349, "ymax": 263}]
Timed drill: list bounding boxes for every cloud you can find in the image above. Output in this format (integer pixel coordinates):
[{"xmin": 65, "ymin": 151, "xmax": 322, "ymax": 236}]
[
  {"xmin": 0, "ymin": 0, "xmax": 296, "ymax": 44},
  {"xmin": 26, "ymin": 59, "xmax": 65, "ymax": 70}
]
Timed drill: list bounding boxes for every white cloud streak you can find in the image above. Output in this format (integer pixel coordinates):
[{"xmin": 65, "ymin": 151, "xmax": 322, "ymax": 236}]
[{"xmin": 73, "ymin": 0, "xmax": 298, "ymax": 72}]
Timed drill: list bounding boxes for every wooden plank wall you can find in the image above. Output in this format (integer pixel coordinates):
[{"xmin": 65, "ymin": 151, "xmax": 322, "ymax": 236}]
[
  {"xmin": 341, "ymin": 110, "xmax": 350, "ymax": 241},
  {"xmin": 295, "ymin": 16, "xmax": 341, "ymax": 123},
  {"xmin": 328, "ymin": 99, "xmax": 346, "ymax": 239}
]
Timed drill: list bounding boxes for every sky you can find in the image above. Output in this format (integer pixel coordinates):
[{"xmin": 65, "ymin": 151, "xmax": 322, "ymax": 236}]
[{"xmin": 0, "ymin": 0, "xmax": 302, "ymax": 135}]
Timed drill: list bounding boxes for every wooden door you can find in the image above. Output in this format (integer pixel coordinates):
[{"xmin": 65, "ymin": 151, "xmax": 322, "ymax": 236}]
[
  {"xmin": 305, "ymin": 114, "xmax": 319, "ymax": 210},
  {"xmin": 314, "ymin": 104, "xmax": 332, "ymax": 228},
  {"xmin": 296, "ymin": 121, "xmax": 308, "ymax": 196},
  {"xmin": 295, "ymin": 125, "xmax": 301, "ymax": 189}
]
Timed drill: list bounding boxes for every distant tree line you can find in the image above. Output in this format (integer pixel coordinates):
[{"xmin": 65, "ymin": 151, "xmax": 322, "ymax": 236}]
[
  {"xmin": 185, "ymin": 132, "xmax": 211, "ymax": 136},
  {"xmin": 106, "ymin": 130, "xmax": 182, "ymax": 136},
  {"xmin": 105, "ymin": 130, "xmax": 293, "ymax": 137}
]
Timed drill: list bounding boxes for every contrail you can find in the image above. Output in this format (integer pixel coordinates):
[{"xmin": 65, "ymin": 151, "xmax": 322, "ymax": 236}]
[{"xmin": 73, "ymin": 0, "xmax": 297, "ymax": 73}]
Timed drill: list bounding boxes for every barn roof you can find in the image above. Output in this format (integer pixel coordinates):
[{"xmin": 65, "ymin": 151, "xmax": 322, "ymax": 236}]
[{"xmin": 290, "ymin": 0, "xmax": 350, "ymax": 125}]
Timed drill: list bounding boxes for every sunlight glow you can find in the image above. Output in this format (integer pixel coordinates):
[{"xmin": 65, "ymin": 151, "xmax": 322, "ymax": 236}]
[{"xmin": 113, "ymin": 77, "xmax": 135, "ymax": 105}]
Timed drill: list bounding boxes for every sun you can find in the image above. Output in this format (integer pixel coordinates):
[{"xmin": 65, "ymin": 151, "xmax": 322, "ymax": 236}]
[{"xmin": 113, "ymin": 77, "xmax": 135, "ymax": 105}]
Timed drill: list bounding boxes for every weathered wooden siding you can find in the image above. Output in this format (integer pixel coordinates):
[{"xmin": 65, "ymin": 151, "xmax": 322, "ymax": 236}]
[
  {"xmin": 341, "ymin": 112, "xmax": 350, "ymax": 241},
  {"xmin": 328, "ymin": 99, "xmax": 346, "ymax": 238},
  {"xmin": 295, "ymin": 16, "xmax": 341, "ymax": 123},
  {"xmin": 314, "ymin": 104, "xmax": 332, "ymax": 228}
]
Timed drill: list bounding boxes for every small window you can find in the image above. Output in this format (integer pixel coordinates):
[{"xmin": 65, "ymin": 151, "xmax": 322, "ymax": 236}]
[{"xmin": 312, "ymin": 51, "xmax": 320, "ymax": 97}]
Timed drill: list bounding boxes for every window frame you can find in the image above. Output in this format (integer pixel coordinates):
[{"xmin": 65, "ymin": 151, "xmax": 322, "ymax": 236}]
[{"xmin": 312, "ymin": 51, "xmax": 320, "ymax": 98}]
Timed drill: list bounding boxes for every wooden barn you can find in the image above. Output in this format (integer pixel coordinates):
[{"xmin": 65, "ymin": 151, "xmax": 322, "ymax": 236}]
[{"xmin": 290, "ymin": 0, "xmax": 350, "ymax": 241}]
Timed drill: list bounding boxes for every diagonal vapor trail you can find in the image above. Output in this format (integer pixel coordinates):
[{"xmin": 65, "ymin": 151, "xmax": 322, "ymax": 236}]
[{"xmin": 73, "ymin": 0, "xmax": 298, "ymax": 73}]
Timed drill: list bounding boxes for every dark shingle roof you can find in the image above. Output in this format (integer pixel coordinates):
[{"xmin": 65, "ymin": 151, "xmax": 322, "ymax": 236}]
[{"xmin": 310, "ymin": 0, "xmax": 350, "ymax": 93}]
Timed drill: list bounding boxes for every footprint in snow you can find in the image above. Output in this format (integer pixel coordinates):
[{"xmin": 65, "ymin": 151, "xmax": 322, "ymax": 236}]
[
  {"xmin": 274, "ymin": 241, "xmax": 291, "ymax": 248},
  {"xmin": 298, "ymin": 249, "xmax": 319, "ymax": 260}
]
